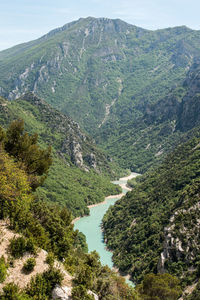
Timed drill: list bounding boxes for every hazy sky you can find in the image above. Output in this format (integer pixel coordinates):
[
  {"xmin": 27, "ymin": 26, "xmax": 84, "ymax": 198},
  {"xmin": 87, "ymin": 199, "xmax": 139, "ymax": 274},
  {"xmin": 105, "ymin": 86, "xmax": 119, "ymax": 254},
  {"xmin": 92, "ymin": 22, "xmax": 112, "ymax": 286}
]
[{"xmin": 0, "ymin": 0, "xmax": 200, "ymax": 51}]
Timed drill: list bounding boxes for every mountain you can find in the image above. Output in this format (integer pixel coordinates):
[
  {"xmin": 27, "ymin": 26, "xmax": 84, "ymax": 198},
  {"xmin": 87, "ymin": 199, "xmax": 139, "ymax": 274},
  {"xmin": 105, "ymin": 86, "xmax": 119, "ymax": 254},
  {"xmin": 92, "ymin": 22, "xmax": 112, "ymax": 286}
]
[
  {"xmin": 0, "ymin": 93, "xmax": 122, "ymax": 217},
  {"xmin": 103, "ymin": 132, "xmax": 200, "ymax": 290},
  {"xmin": 1, "ymin": 17, "xmax": 200, "ymax": 171},
  {"xmin": 99, "ymin": 60, "xmax": 200, "ymax": 172}
]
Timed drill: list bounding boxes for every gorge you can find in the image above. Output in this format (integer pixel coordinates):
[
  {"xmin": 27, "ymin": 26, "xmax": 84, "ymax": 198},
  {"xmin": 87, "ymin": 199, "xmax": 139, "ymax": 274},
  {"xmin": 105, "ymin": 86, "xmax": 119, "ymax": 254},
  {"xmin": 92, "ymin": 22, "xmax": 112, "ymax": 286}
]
[{"xmin": 0, "ymin": 16, "xmax": 200, "ymax": 299}]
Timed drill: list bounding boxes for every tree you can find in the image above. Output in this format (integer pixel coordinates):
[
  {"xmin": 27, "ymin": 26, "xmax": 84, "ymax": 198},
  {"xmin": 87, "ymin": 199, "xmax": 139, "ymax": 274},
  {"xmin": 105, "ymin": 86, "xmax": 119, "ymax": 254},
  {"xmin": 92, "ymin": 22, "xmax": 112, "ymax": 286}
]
[
  {"xmin": 137, "ymin": 273, "xmax": 182, "ymax": 300},
  {"xmin": 4, "ymin": 119, "xmax": 52, "ymax": 189}
]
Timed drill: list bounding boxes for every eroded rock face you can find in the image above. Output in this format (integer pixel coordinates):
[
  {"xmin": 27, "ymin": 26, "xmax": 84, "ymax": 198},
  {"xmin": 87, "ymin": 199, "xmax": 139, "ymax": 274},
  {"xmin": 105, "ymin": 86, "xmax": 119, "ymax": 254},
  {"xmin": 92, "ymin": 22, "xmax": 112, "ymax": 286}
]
[
  {"xmin": 52, "ymin": 285, "xmax": 72, "ymax": 300},
  {"xmin": 16, "ymin": 93, "xmax": 110, "ymax": 173},
  {"xmin": 158, "ymin": 198, "xmax": 200, "ymax": 274},
  {"xmin": 70, "ymin": 141, "xmax": 84, "ymax": 167},
  {"xmin": 85, "ymin": 153, "xmax": 97, "ymax": 169},
  {"xmin": 52, "ymin": 285, "xmax": 99, "ymax": 300}
]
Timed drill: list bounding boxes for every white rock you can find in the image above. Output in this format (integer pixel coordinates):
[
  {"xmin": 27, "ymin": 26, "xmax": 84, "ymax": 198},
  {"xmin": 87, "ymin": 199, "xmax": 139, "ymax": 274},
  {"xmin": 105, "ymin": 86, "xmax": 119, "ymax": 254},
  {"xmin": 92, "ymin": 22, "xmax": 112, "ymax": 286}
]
[
  {"xmin": 88, "ymin": 290, "xmax": 99, "ymax": 300},
  {"xmin": 52, "ymin": 285, "xmax": 72, "ymax": 300}
]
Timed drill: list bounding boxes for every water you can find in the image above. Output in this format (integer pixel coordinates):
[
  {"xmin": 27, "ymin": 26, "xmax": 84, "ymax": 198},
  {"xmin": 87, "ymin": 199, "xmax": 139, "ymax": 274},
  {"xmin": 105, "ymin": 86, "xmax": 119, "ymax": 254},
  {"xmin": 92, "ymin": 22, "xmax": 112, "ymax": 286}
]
[{"xmin": 74, "ymin": 173, "xmax": 138, "ymax": 286}]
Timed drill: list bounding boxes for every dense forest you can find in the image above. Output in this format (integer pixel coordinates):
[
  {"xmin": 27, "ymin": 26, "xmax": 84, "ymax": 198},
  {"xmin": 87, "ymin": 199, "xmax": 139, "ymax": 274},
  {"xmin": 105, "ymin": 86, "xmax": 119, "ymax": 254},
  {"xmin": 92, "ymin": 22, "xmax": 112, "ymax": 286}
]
[{"xmin": 103, "ymin": 130, "xmax": 200, "ymax": 297}]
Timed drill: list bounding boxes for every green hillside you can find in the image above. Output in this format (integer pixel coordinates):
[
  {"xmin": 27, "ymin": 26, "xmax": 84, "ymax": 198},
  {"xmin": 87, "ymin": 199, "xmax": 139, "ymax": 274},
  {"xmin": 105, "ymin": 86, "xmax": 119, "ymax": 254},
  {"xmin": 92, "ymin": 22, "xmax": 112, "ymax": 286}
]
[
  {"xmin": 0, "ymin": 122, "xmax": 137, "ymax": 300},
  {"xmin": 1, "ymin": 17, "xmax": 200, "ymax": 170},
  {"xmin": 98, "ymin": 60, "xmax": 200, "ymax": 172},
  {"xmin": 0, "ymin": 94, "xmax": 122, "ymax": 217},
  {"xmin": 103, "ymin": 132, "xmax": 200, "ymax": 288}
]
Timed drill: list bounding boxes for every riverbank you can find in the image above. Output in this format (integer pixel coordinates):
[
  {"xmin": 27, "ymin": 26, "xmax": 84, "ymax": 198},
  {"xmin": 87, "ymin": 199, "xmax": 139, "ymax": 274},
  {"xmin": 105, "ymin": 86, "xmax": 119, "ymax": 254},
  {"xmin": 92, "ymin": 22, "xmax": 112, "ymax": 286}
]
[
  {"xmin": 73, "ymin": 172, "xmax": 139, "ymax": 286},
  {"xmin": 72, "ymin": 172, "xmax": 138, "ymax": 224}
]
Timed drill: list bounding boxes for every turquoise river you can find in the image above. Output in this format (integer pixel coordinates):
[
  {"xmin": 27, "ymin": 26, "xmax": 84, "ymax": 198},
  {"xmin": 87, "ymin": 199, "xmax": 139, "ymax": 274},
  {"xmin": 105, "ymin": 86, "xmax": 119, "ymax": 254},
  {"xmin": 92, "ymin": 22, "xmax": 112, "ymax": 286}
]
[{"xmin": 74, "ymin": 172, "xmax": 139, "ymax": 285}]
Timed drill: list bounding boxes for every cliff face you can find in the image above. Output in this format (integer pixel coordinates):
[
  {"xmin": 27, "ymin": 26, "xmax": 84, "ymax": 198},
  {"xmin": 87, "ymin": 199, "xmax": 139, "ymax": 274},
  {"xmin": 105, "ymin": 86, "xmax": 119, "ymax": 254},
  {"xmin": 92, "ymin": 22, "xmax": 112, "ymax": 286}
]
[
  {"xmin": 177, "ymin": 62, "xmax": 200, "ymax": 131},
  {"xmin": 0, "ymin": 92, "xmax": 114, "ymax": 174}
]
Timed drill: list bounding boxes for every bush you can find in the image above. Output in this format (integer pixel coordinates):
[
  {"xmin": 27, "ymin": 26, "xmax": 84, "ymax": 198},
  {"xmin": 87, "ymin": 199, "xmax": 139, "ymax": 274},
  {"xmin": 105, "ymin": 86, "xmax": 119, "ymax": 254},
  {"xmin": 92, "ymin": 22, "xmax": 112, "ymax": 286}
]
[
  {"xmin": 9, "ymin": 237, "xmax": 36, "ymax": 258},
  {"xmin": 71, "ymin": 285, "xmax": 94, "ymax": 300},
  {"xmin": 1, "ymin": 282, "xmax": 31, "ymax": 300},
  {"xmin": 137, "ymin": 273, "xmax": 182, "ymax": 300},
  {"xmin": 26, "ymin": 267, "xmax": 63, "ymax": 298},
  {"xmin": 23, "ymin": 258, "xmax": 36, "ymax": 273},
  {"xmin": 45, "ymin": 252, "xmax": 55, "ymax": 267},
  {"xmin": 0, "ymin": 256, "xmax": 7, "ymax": 283},
  {"xmin": 2, "ymin": 283, "xmax": 19, "ymax": 299}
]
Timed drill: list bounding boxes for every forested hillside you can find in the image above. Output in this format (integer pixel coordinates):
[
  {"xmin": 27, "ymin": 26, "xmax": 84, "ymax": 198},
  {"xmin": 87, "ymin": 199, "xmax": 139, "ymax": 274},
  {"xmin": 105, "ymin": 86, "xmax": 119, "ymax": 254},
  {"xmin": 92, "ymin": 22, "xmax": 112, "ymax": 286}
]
[
  {"xmin": 103, "ymin": 132, "xmax": 200, "ymax": 292},
  {"xmin": 98, "ymin": 60, "xmax": 200, "ymax": 172},
  {"xmin": 1, "ymin": 17, "xmax": 200, "ymax": 170},
  {"xmin": 0, "ymin": 94, "xmax": 122, "ymax": 217},
  {"xmin": 0, "ymin": 122, "xmax": 138, "ymax": 299}
]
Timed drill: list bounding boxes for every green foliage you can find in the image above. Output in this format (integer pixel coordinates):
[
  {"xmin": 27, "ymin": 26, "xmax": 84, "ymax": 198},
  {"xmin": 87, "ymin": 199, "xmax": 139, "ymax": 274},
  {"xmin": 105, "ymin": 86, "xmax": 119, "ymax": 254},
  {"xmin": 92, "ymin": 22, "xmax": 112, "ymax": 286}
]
[
  {"xmin": 137, "ymin": 273, "xmax": 182, "ymax": 300},
  {"xmin": 9, "ymin": 237, "xmax": 36, "ymax": 259},
  {"xmin": 26, "ymin": 267, "xmax": 63, "ymax": 299},
  {"xmin": 1, "ymin": 283, "xmax": 32, "ymax": 300},
  {"xmin": 0, "ymin": 149, "xmax": 32, "ymax": 220},
  {"xmin": 74, "ymin": 232, "xmax": 88, "ymax": 253},
  {"xmin": 71, "ymin": 285, "xmax": 94, "ymax": 300},
  {"xmin": 23, "ymin": 258, "xmax": 36, "ymax": 273},
  {"xmin": 36, "ymin": 156, "xmax": 122, "ymax": 217},
  {"xmin": 0, "ymin": 256, "xmax": 7, "ymax": 283},
  {"xmin": 103, "ymin": 135, "xmax": 200, "ymax": 283},
  {"xmin": 1, "ymin": 18, "xmax": 200, "ymax": 174},
  {"xmin": 0, "ymin": 119, "xmax": 135, "ymax": 299},
  {"xmin": 45, "ymin": 252, "xmax": 55, "ymax": 267},
  {"xmin": 4, "ymin": 119, "xmax": 52, "ymax": 189},
  {"xmin": 0, "ymin": 99, "xmax": 122, "ymax": 217}
]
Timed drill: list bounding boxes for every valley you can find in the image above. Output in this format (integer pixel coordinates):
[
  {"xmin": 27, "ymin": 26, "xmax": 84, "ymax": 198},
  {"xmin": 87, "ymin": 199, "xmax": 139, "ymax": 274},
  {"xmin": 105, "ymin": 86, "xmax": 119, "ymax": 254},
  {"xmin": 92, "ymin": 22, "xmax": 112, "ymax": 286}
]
[
  {"xmin": 0, "ymin": 16, "xmax": 200, "ymax": 299},
  {"xmin": 74, "ymin": 173, "xmax": 138, "ymax": 272}
]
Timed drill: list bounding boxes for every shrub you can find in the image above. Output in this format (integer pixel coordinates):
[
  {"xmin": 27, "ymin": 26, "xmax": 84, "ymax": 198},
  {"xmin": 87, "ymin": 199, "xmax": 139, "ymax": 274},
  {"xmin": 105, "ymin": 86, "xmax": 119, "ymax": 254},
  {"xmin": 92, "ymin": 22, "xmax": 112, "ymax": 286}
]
[
  {"xmin": 9, "ymin": 237, "xmax": 36, "ymax": 258},
  {"xmin": 45, "ymin": 252, "xmax": 55, "ymax": 267},
  {"xmin": 23, "ymin": 258, "xmax": 36, "ymax": 273},
  {"xmin": 71, "ymin": 285, "xmax": 94, "ymax": 300},
  {"xmin": 137, "ymin": 273, "xmax": 182, "ymax": 300},
  {"xmin": 1, "ymin": 282, "xmax": 31, "ymax": 300},
  {"xmin": 26, "ymin": 267, "xmax": 63, "ymax": 298},
  {"xmin": 0, "ymin": 256, "xmax": 7, "ymax": 283},
  {"xmin": 2, "ymin": 283, "xmax": 19, "ymax": 299}
]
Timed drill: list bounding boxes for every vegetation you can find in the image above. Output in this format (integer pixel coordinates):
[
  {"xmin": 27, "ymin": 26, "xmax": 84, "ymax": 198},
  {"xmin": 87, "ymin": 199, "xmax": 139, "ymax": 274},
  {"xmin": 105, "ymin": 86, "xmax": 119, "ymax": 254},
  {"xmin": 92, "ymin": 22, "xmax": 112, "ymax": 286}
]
[
  {"xmin": 136, "ymin": 273, "xmax": 182, "ymax": 300},
  {"xmin": 1, "ymin": 18, "xmax": 200, "ymax": 172},
  {"xmin": 0, "ymin": 120, "xmax": 138, "ymax": 299},
  {"xmin": 23, "ymin": 258, "xmax": 36, "ymax": 273},
  {"xmin": 185, "ymin": 280, "xmax": 200, "ymax": 300},
  {"xmin": 0, "ymin": 256, "xmax": 7, "ymax": 283},
  {"xmin": 9, "ymin": 237, "xmax": 36, "ymax": 259},
  {"xmin": 0, "ymin": 96, "xmax": 122, "ymax": 217},
  {"xmin": 103, "ymin": 133, "xmax": 200, "ymax": 285},
  {"xmin": 1, "ymin": 283, "xmax": 32, "ymax": 300},
  {"xmin": 26, "ymin": 267, "xmax": 63, "ymax": 299}
]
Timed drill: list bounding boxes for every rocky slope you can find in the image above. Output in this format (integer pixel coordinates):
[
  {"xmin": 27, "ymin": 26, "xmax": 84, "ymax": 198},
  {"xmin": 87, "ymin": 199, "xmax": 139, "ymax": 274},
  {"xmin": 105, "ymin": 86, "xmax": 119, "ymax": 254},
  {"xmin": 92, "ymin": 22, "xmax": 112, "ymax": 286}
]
[
  {"xmin": 99, "ymin": 60, "xmax": 200, "ymax": 172},
  {"xmin": 1, "ymin": 17, "xmax": 200, "ymax": 171},
  {"xmin": 0, "ymin": 94, "xmax": 122, "ymax": 217}
]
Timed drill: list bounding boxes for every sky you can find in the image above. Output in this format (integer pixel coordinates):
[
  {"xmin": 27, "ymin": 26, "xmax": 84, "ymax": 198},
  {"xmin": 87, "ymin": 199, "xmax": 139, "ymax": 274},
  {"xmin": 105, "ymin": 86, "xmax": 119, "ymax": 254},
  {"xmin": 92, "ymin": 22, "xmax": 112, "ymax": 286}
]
[{"xmin": 0, "ymin": 0, "xmax": 200, "ymax": 51}]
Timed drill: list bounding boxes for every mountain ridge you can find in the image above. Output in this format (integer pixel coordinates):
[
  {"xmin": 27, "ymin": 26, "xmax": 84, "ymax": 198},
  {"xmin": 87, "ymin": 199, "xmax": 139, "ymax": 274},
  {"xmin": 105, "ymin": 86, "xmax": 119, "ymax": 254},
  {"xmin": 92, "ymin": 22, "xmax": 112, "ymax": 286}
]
[{"xmin": 1, "ymin": 16, "xmax": 200, "ymax": 172}]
